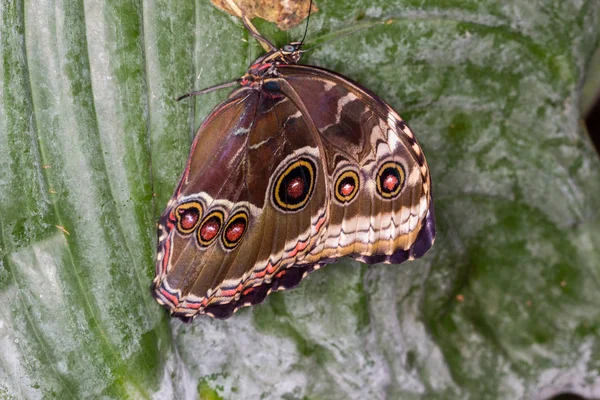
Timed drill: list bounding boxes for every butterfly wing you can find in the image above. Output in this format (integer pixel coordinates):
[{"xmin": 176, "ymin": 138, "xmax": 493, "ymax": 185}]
[
  {"xmin": 153, "ymin": 65, "xmax": 435, "ymax": 320},
  {"xmin": 274, "ymin": 64, "xmax": 435, "ymax": 266},
  {"xmin": 153, "ymin": 87, "xmax": 331, "ymax": 320}
]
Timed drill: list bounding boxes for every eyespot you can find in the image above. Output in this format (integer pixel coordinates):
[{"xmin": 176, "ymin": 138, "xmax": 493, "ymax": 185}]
[
  {"xmin": 376, "ymin": 161, "xmax": 405, "ymax": 199},
  {"xmin": 272, "ymin": 157, "xmax": 317, "ymax": 212},
  {"xmin": 174, "ymin": 202, "xmax": 203, "ymax": 234},
  {"xmin": 334, "ymin": 170, "xmax": 360, "ymax": 204},
  {"xmin": 197, "ymin": 210, "xmax": 224, "ymax": 247},
  {"xmin": 222, "ymin": 211, "xmax": 249, "ymax": 249}
]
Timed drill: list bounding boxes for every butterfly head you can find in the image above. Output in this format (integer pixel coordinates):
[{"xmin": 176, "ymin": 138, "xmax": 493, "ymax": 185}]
[
  {"xmin": 242, "ymin": 42, "xmax": 304, "ymax": 85},
  {"xmin": 282, "ymin": 41, "xmax": 305, "ymax": 61},
  {"xmin": 281, "ymin": 41, "xmax": 304, "ymax": 62},
  {"xmin": 268, "ymin": 41, "xmax": 304, "ymax": 65}
]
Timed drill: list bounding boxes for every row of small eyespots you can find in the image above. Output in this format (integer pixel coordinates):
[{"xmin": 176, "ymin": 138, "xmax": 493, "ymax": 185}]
[
  {"xmin": 173, "ymin": 202, "xmax": 248, "ymax": 249},
  {"xmin": 171, "ymin": 161, "xmax": 405, "ymax": 240},
  {"xmin": 333, "ymin": 163, "xmax": 404, "ymax": 204},
  {"xmin": 334, "ymin": 162, "xmax": 406, "ymax": 204}
]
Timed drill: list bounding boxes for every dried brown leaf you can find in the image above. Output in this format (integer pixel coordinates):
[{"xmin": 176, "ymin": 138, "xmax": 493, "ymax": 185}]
[{"xmin": 211, "ymin": 0, "xmax": 317, "ymax": 30}]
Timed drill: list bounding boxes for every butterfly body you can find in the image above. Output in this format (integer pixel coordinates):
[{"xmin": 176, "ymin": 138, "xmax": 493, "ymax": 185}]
[{"xmin": 152, "ymin": 30, "xmax": 435, "ymax": 321}]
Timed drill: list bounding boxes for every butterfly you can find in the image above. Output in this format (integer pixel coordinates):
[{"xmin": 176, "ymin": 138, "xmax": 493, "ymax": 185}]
[{"xmin": 152, "ymin": 1, "xmax": 435, "ymax": 320}]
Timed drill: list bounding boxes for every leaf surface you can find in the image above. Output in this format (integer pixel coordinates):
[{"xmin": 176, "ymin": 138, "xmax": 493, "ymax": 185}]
[{"xmin": 0, "ymin": 0, "xmax": 599, "ymax": 398}]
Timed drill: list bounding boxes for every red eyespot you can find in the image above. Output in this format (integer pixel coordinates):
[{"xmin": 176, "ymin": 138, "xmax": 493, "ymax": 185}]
[
  {"xmin": 174, "ymin": 202, "xmax": 202, "ymax": 234},
  {"xmin": 376, "ymin": 161, "xmax": 405, "ymax": 199},
  {"xmin": 197, "ymin": 211, "xmax": 224, "ymax": 246},
  {"xmin": 286, "ymin": 177, "xmax": 305, "ymax": 199},
  {"xmin": 222, "ymin": 211, "xmax": 249, "ymax": 249},
  {"xmin": 383, "ymin": 174, "xmax": 399, "ymax": 192},
  {"xmin": 273, "ymin": 158, "xmax": 316, "ymax": 212},
  {"xmin": 226, "ymin": 223, "xmax": 245, "ymax": 242},
  {"xmin": 340, "ymin": 181, "xmax": 355, "ymax": 196},
  {"xmin": 180, "ymin": 209, "xmax": 199, "ymax": 230},
  {"xmin": 200, "ymin": 219, "xmax": 220, "ymax": 241},
  {"xmin": 334, "ymin": 170, "xmax": 360, "ymax": 204}
]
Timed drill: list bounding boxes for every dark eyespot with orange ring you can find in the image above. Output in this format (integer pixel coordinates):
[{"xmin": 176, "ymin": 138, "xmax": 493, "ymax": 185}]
[
  {"xmin": 222, "ymin": 211, "xmax": 249, "ymax": 249},
  {"xmin": 272, "ymin": 157, "xmax": 316, "ymax": 212},
  {"xmin": 174, "ymin": 202, "xmax": 203, "ymax": 234},
  {"xmin": 376, "ymin": 161, "xmax": 405, "ymax": 199},
  {"xmin": 197, "ymin": 210, "xmax": 224, "ymax": 247},
  {"xmin": 334, "ymin": 170, "xmax": 360, "ymax": 204}
]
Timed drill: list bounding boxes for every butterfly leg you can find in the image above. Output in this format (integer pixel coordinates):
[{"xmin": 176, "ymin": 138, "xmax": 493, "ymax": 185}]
[{"xmin": 177, "ymin": 80, "xmax": 241, "ymax": 101}]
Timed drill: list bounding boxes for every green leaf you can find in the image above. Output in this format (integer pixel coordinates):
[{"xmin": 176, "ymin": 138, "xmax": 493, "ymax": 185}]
[{"xmin": 1, "ymin": 0, "xmax": 599, "ymax": 399}]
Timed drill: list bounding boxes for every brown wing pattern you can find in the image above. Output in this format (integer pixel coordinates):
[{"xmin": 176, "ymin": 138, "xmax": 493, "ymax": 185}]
[
  {"xmin": 153, "ymin": 65, "xmax": 434, "ymax": 320},
  {"xmin": 276, "ymin": 65, "xmax": 434, "ymax": 266},
  {"xmin": 153, "ymin": 86, "xmax": 332, "ymax": 320}
]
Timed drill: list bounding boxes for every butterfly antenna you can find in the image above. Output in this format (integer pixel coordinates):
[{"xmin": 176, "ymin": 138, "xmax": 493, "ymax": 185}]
[
  {"xmin": 302, "ymin": 18, "xmax": 387, "ymax": 53},
  {"xmin": 299, "ymin": 0, "xmax": 313, "ymax": 47},
  {"xmin": 177, "ymin": 80, "xmax": 241, "ymax": 101}
]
